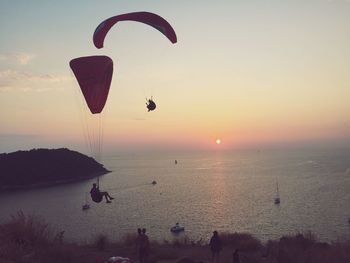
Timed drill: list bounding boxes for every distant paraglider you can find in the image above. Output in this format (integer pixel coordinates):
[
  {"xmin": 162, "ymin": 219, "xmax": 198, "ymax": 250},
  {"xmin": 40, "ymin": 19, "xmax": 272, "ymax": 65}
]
[
  {"xmin": 146, "ymin": 97, "xmax": 156, "ymax": 112},
  {"xmin": 93, "ymin": 11, "xmax": 177, "ymax": 111}
]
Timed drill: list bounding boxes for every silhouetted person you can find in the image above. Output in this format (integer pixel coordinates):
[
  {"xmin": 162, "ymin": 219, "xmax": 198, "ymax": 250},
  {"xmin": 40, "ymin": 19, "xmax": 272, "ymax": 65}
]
[
  {"xmin": 146, "ymin": 97, "xmax": 156, "ymax": 112},
  {"xmin": 136, "ymin": 228, "xmax": 143, "ymax": 262},
  {"xmin": 90, "ymin": 183, "xmax": 114, "ymax": 203},
  {"xmin": 209, "ymin": 231, "xmax": 222, "ymax": 263},
  {"xmin": 139, "ymin": 228, "xmax": 150, "ymax": 263},
  {"xmin": 233, "ymin": 249, "xmax": 240, "ymax": 263}
]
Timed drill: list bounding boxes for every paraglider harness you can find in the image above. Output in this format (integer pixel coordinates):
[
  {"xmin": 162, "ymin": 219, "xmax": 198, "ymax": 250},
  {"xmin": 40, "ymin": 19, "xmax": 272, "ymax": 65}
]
[
  {"xmin": 146, "ymin": 97, "xmax": 156, "ymax": 112},
  {"xmin": 90, "ymin": 183, "xmax": 103, "ymax": 203}
]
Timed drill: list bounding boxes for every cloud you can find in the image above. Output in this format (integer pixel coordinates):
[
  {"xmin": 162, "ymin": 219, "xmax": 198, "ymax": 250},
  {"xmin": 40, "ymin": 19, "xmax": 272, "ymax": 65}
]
[
  {"xmin": 0, "ymin": 52, "xmax": 36, "ymax": 65},
  {"xmin": 0, "ymin": 70, "xmax": 67, "ymax": 82},
  {"xmin": 0, "ymin": 69, "xmax": 71, "ymax": 92}
]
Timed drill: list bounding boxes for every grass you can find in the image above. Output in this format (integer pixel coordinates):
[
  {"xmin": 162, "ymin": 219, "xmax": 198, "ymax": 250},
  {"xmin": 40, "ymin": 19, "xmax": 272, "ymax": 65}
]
[{"xmin": 0, "ymin": 212, "xmax": 349, "ymax": 263}]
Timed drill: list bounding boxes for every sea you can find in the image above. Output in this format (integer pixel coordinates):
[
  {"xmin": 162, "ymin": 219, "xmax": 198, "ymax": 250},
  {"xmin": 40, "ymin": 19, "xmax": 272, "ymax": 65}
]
[{"xmin": 0, "ymin": 148, "xmax": 350, "ymax": 244}]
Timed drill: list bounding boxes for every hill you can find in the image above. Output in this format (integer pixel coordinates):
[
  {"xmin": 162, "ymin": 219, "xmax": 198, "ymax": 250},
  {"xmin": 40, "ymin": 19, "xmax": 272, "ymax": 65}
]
[
  {"xmin": 1, "ymin": 212, "xmax": 350, "ymax": 263},
  {"xmin": 0, "ymin": 148, "xmax": 109, "ymax": 191}
]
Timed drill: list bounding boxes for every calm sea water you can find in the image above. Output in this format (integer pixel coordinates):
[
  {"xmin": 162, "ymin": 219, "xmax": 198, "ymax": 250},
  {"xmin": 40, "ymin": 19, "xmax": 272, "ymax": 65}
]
[{"xmin": 1, "ymin": 148, "xmax": 350, "ymax": 244}]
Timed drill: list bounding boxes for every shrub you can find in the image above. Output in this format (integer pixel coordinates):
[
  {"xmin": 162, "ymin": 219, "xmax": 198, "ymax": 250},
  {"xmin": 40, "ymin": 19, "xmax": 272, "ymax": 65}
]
[
  {"xmin": 219, "ymin": 232, "xmax": 262, "ymax": 251},
  {"xmin": 0, "ymin": 211, "xmax": 54, "ymax": 247},
  {"xmin": 0, "ymin": 211, "xmax": 76, "ymax": 263}
]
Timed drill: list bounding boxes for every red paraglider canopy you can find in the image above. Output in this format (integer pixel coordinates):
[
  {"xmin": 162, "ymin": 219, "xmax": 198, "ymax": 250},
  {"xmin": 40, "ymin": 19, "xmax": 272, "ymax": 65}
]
[
  {"xmin": 93, "ymin": 11, "xmax": 177, "ymax": 49},
  {"xmin": 70, "ymin": 56, "xmax": 113, "ymax": 114}
]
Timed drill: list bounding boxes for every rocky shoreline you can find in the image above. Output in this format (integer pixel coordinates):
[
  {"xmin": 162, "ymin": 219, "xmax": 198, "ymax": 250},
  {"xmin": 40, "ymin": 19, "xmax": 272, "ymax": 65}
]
[{"xmin": 0, "ymin": 148, "xmax": 110, "ymax": 191}]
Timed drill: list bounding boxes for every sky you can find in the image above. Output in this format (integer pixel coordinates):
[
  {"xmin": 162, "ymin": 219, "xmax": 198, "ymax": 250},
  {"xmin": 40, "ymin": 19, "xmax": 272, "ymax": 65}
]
[{"xmin": 1, "ymin": 0, "xmax": 350, "ymax": 154}]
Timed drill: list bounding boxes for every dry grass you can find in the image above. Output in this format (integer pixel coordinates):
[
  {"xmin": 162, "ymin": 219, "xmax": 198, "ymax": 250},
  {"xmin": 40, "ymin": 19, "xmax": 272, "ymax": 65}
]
[
  {"xmin": 94, "ymin": 234, "xmax": 109, "ymax": 251},
  {"xmin": 220, "ymin": 232, "xmax": 262, "ymax": 251},
  {"xmin": 1, "ymin": 212, "xmax": 350, "ymax": 263}
]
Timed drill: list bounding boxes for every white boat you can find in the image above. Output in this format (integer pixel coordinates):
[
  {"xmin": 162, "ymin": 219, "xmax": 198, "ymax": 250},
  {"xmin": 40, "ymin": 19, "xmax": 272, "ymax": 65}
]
[
  {"xmin": 82, "ymin": 204, "xmax": 90, "ymax": 210},
  {"xmin": 170, "ymin": 223, "xmax": 185, "ymax": 233},
  {"xmin": 82, "ymin": 192, "xmax": 90, "ymax": 211},
  {"xmin": 274, "ymin": 181, "xmax": 280, "ymax": 205}
]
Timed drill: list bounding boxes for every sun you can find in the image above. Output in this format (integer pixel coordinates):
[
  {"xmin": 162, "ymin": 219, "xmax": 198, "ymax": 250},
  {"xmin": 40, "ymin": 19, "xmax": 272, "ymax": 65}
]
[{"xmin": 216, "ymin": 139, "xmax": 221, "ymax": 145}]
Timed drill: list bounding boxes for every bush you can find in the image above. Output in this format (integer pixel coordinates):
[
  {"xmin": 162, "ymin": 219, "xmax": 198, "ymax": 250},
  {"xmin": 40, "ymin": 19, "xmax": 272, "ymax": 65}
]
[
  {"xmin": 1, "ymin": 212, "xmax": 350, "ymax": 263},
  {"xmin": 219, "ymin": 232, "xmax": 262, "ymax": 251},
  {"xmin": 0, "ymin": 211, "xmax": 76, "ymax": 263},
  {"xmin": 0, "ymin": 211, "xmax": 54, "ymax": 248}
]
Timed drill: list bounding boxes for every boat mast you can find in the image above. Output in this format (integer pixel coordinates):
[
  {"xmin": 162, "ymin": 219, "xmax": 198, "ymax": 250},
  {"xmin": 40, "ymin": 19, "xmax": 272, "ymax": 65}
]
[{"xmin": 274, "ymin": 179, "xmax": 280, "ymax": 204}]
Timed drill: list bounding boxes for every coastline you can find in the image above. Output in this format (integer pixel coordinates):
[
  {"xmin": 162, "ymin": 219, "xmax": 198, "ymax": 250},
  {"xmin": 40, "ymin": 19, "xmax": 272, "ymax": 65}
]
[
  {"xmin": 0, "ymin": 170, "xmax": 111, "ymax": 192},
  {"xmin": 0, "ymin": 148, "xmax": 111, "ymax": 192},
  {"xmin": 1, "ymin": 213, "xmax": 350, "ymax": 263}
]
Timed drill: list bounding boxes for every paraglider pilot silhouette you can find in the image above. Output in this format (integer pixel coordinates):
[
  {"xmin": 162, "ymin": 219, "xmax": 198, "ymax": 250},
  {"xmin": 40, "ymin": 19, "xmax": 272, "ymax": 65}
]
[
  {"xmin": 146, "ymin": 97, "xmax": 156, "ymax": 112},
  {"xmin": 90, "ymin": 183, "xmax": 114, "ymax": 203}
]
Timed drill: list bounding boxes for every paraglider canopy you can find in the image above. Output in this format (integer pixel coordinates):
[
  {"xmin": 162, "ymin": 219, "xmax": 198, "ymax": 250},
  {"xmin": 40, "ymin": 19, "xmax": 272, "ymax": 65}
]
[
  {"xmin": 93, "ymin": 11, "xmax": 177, "ymax": 49},
  {"xmin": 70, "ymin": 56, "xmax": 113, "ymax": 114}
]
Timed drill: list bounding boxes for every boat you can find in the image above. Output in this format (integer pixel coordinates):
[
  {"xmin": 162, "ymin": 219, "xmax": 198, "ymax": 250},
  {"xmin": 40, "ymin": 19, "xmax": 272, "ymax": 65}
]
[
  {"xmin": 274, "ymin": 181, "xmax": 280, "ymax": 205},
  {"xmin": 82, "ymin": 192, "xmax": 90, "ymax": 211},
  {"xmin": 82, "ymin": 204, "xmax": 90, "ymax": 210},
  {"xmin": 170, "ymin": 223, "xmax": 185, "ymax": 233},
  {"xmin": 274, "ymin": 196, "xmax": 280, "ymax": 205}
]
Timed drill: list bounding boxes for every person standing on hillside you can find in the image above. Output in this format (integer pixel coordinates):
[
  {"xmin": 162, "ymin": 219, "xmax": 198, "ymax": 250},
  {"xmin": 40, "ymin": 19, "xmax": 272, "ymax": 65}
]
[
  {"xmin": 209, "ymin": 231, "xmax": 222, "ymax": 263},
  {"xmin": 90, "ymin": 183, "xmax": 114, "ymax": 203},
  {"xmin": 136, "ymin": 228, "xmax": 142, "ymax": 261},
  {"xmin": 233, "ymin": 249, "xmax": 240, "ymax": 263},
  {"xmin": 137, "ymin": 228, "xmax": 150, "ymax": 263}
]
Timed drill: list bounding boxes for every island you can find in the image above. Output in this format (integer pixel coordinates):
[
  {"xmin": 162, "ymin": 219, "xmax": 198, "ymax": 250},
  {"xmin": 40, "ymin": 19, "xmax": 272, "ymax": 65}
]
[{"xmin": 0, "ymin": 148, "xmax": 110, "ymax": 191}]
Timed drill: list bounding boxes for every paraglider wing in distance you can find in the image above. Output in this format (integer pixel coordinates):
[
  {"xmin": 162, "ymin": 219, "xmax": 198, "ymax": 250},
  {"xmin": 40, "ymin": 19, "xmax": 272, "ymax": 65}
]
[
  {"xmin": 93, "ymin": 11, "xmax": 177, "ymax": 49},
  {"xmin": 70, "ymin": 56, "xmax": 113, "ymax": 114}
]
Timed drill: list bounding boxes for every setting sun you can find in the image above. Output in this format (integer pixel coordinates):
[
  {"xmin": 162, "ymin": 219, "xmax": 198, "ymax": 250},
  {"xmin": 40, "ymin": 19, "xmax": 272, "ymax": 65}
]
[{"xmin": 216, "ymin": 139, "xmax": 221, "ymax": 145}]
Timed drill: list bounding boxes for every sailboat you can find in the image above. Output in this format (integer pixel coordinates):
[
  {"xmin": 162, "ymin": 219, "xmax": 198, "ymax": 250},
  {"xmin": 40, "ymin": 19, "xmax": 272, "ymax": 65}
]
[
  {"xmin": 274, "ymin": 181, "xmax": 280, "ymax": 205},
  {"xmin": 82, "ymin": 192, "xmax": 90, "ymax": 211}
]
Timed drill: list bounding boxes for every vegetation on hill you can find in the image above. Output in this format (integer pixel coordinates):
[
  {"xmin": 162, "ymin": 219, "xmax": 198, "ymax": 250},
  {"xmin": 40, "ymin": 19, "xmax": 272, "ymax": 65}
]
[
  {"xmin": 0, "ymin": 212, "xmax": 349, "ymax": 263},
  {"xmin": 0, "ymin": 148, "xmax": 109, "ymax": 190}
]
